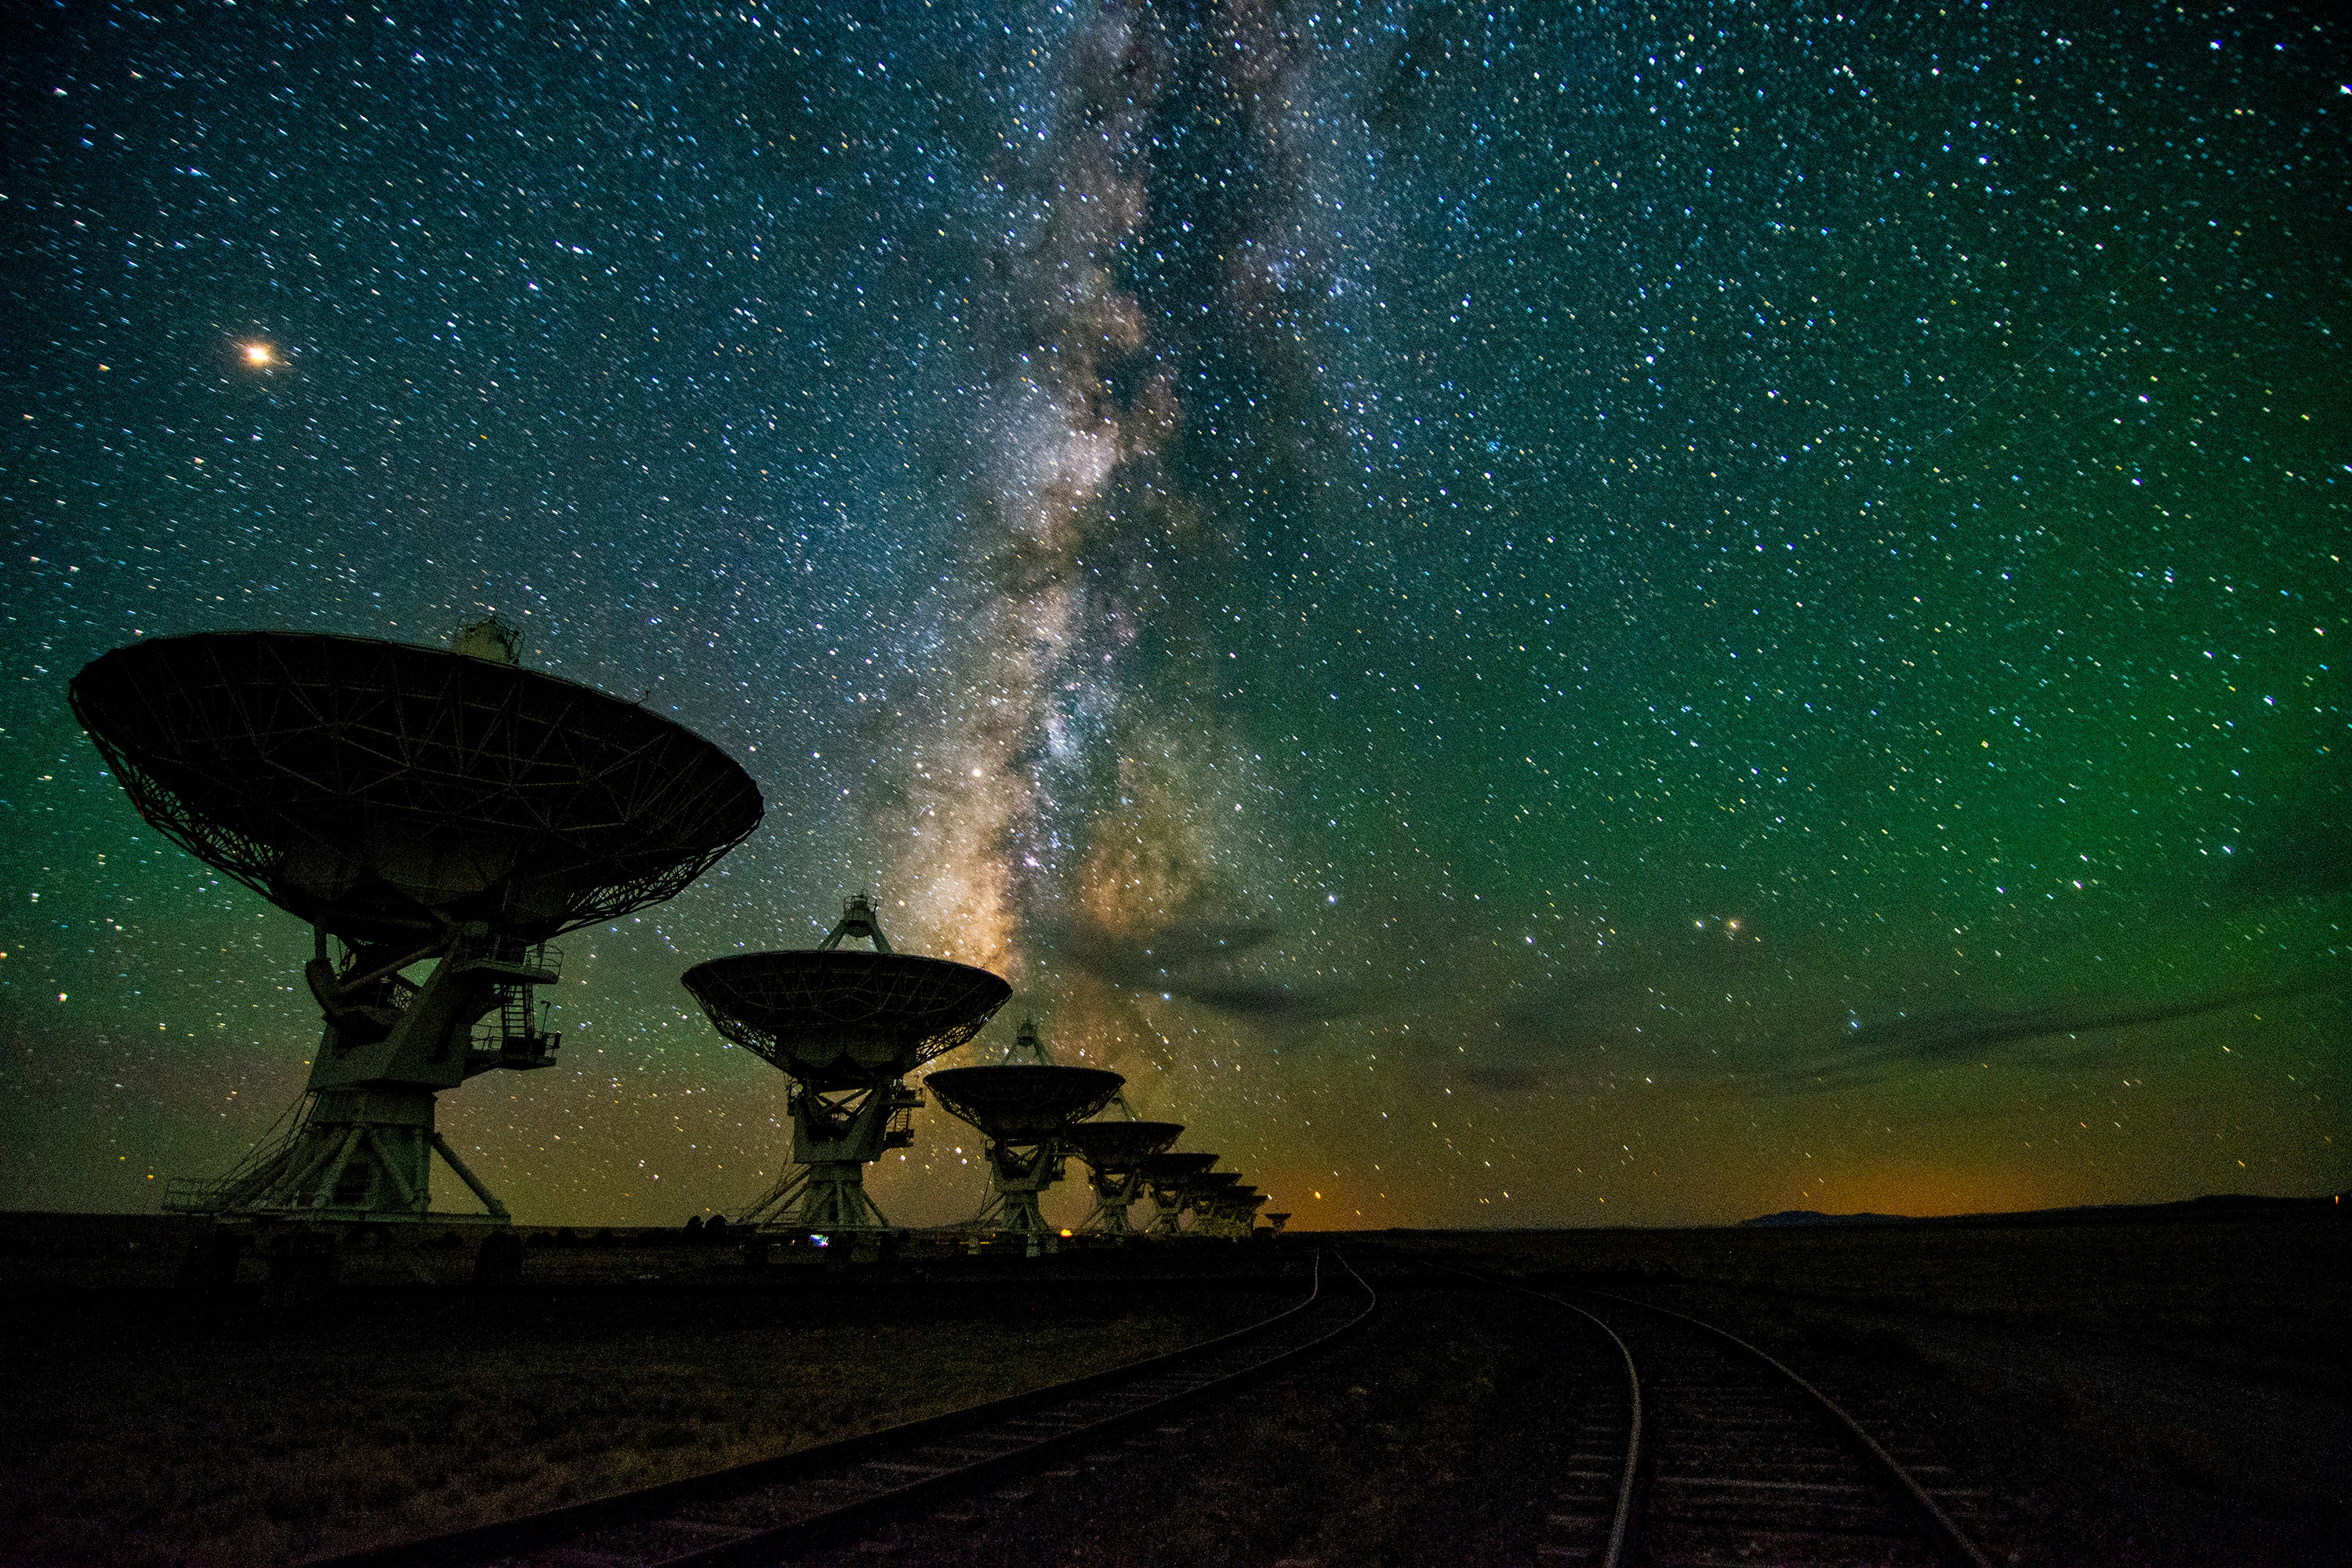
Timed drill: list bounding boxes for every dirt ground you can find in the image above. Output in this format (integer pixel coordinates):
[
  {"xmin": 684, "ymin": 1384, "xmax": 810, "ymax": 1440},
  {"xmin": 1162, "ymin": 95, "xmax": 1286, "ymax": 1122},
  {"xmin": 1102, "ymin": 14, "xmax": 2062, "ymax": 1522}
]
[
  {"xmin": 0, "ymin": 1216, "xmax": 1300, "ymax": 1566},
  {"xmin": 1382, "ymin": 1211, "xmax": 2351, "ymax": 1566},
  {"xmin": 1, "ymin": 1210, "xmax": 2343, "ymax": 1567},
  {"xmin": 795, "ymin": 1260, "xmax": 1621, "ymax": 1568}
]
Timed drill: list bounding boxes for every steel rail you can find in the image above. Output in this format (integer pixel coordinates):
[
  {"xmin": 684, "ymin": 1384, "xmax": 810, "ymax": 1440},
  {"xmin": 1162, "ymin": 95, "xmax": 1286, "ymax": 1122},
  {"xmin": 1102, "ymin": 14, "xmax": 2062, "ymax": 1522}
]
[
  {"xmin": 1577, "ymin": 1286, "xmax": 1996, "ymax": 1568},
  {"xmin": 304, "ymin": 1250, "xmax": 1376, "ymax": 1568},
  {"xmin": 1436, "ymin": 1263, "xmax": 1641, "ymax": 1568}
]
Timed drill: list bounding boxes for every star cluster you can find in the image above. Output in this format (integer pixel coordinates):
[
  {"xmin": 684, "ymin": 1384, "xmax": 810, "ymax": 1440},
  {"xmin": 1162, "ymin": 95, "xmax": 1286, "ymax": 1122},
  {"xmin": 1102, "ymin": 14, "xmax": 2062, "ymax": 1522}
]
[{"xmin": 2, "ymin": 3, "xmax": 2343, "ymax": 1228}]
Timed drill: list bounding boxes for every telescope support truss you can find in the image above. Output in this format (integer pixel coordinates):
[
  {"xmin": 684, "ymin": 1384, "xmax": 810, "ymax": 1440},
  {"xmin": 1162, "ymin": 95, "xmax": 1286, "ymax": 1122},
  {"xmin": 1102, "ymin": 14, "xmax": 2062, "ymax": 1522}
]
[
  {"xmin": 966, "ymin": 1141, "xmax": 1067, "ymax": 1257},
  {"xmin": 1145, "ymin": 1184, "xmax": 1192, "ymax": 1236},
  {"xmin": 1077, "ymin": 1166, "xmax": 1149, "ymax": 1238},
  {"xmin": 1192, "ymin": 1202, "xmax": 1243, "ymax": 1240},
  {"xmin": 165, "ymin": 927, "xmax": 558, "ymax": 1223},
  {"xmin": 1192, "ymin": 1196, "xmax": 1267, "ymax": 1240},
  {"xmin": 736, "ymin": 1079, "xmax": 916, "ymax": 1233}
]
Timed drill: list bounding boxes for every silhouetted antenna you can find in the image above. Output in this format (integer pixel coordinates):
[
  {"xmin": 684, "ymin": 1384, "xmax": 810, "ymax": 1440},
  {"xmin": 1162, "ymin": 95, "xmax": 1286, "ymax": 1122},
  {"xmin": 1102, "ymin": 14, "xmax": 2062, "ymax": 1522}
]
[
  {"xmin": 1062, "ymin": 1116, "xmax": 1184, "ymax": 1240},
  {"xmin": 927, "ymin": 1016, "xmax": 1123, "ymax": 1258},
  {"xmin": 69, "ymin": 626, "xmax": 763, "ymax": 1225},
  {"xmin": 682, "ymin": 895, "xmax": 1008, "ymax": 1234}
]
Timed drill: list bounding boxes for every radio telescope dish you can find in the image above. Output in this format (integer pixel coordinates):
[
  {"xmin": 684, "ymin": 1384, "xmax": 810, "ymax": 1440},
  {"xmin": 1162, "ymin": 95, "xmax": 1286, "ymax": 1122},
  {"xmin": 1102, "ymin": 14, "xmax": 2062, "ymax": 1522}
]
[
  {"xmin": 71, "ymin": 630, "xmax": 762, "ymax": 946},
  {"xmin": 1142, "ymin": 1150, "xmax": 1219, "ymax": 1236},
  {"xmin": 1062, "ymin": 1120, "xmax": 1182, "ymax": 1171},
  {"xmin": 924, "ymin": 1065, "xmax": 1126, "ymax": 1143},
  {"xmin": 926, "ymin": 1021, "xmax": 1121, "ymax": 1254},
  {"xmin": 1192, "ymin": 1180, "xmax": 1263, "ymax": 1240},
  {"xmin": 1061, "ymin": 1120, "xmax": 1182, "ymax": 1240},
  {"xmin": 682, "ymin": 955, "xmax": 1008, "ymax": 1091},
  {"xmin": 1142, "ymin": 1151, "xmax": 1219, "ymax": 1182},
  {"xmin": 1218, "ymin": 1189, "xmax": 1272, "ymax": 1239},
  {"xmin": 681, "ymin": 895, "xmax": 1010, "ymax": 1232},
  {"xmin": 71, "ymin": 625, "xmax": 763, "ymax": 1225},
  {"xmin": 1181, "ymin": 1169, "xmax": 1243, "ymax": 1218}
]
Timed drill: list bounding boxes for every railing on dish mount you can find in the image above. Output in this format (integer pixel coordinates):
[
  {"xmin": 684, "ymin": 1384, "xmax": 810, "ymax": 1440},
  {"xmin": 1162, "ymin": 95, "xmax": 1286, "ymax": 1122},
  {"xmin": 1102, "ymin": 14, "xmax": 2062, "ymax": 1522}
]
[
  {"xmin": 160, "ymin": 1097, "xmax": 315, "ymax": 1214},
  {"xmin": 450, "ymin": 933, "xmax": 563, "ymax": 978},
  {"xmin": 162, "ymin": 1175, "xmax": 236, "ymax": 1214},
  {"xmin": 885, "ymin": 1086, "xmax": 922, "ymax": 1149},
  {"xmin": 470, "ymin": 991, "xmax": 561, "ymax": 1070}
]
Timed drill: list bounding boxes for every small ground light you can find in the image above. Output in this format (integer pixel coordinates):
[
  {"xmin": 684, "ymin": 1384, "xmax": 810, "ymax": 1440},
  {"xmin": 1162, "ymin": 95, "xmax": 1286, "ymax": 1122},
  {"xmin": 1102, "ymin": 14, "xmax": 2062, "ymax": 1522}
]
[{"xmin": 928, "ymin": 1019, "xmax": 1125, "ymax": 1257}]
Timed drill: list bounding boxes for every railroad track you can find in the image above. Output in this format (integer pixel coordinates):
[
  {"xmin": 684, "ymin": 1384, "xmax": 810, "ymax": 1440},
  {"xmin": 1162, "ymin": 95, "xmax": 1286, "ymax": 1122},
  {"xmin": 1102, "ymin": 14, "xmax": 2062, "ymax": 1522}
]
[
  {"xmin": 310, "ymin": 1250, "xmax": 1376, "ymax": 1568},
  {"xmin": 1453, "ymin": 1268, "xmax": 1996, "ymax": 1568}
]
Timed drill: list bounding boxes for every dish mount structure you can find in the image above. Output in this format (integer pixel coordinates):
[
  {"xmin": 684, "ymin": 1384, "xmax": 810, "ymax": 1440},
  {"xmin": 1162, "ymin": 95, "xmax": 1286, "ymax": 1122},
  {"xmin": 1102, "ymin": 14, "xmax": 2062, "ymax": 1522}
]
[
  {"xmin": 1056, "ymin": 1071, "xmax": 1181, "ymax": 1240},
  {"xmin": 69, "ymin": 623, "xmax": 763, "ymax": 1224},
  {"xmin": 1199, "ymin": 1185, "xmax": 1269, "ymax": 1240},
  {"xmin": 926, "ymin": 1020, "xmax": 1122, "ymax": 1255},
  {"xmin": 1139, "ymin": 1150, "xmax": 1220, "ymax": 1236},
  {"xmin": 681, "ymin": 895, "xmax": 1010, "ymax": 1234},
  {"xmin": 1169, "ymin": 1168, "xmax": 1243, "ymax": 1236},
  {"xmin": 1062, "ymin": 1110, "xmax": 1183, "ymax": 1240}
]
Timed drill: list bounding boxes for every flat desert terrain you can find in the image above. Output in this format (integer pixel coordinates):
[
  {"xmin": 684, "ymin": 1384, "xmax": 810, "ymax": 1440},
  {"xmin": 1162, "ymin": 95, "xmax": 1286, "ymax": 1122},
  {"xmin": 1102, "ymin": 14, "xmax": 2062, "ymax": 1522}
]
[{"xmin": 0, "ymin": 1207, "xmax": 2341, "ymax": 1566}]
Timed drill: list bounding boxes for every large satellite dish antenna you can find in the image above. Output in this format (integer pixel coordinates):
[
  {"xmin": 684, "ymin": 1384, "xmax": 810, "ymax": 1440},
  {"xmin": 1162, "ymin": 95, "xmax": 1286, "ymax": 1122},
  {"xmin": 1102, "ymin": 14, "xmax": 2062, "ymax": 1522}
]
[
  {"xmin": 69, "ymin": 622, "xmax": 763, "ymax": 1224},
  {"xmin": 680, "ymin": 894, "xmax": 1009, "ymax": 1234},
  {"xmin": 924, "ymin": 1019, "xmax": 1121, "ymax": 1256}
]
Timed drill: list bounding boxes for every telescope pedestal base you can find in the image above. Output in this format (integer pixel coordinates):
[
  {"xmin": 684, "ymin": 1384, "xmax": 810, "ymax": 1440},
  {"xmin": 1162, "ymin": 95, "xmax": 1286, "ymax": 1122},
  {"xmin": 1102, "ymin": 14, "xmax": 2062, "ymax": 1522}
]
[
  {"xmin": 967, "ymin": 1147, "xmax": 1065, "ymax": 1257},
  {"xmin": 164, "ymin": 1085, "xmax": 510, "ymax": 1223},
  {"xmin": 1078, "ymin": 1171, "xmax": 1143, "ymax": 1238},
  {"xmin": 736, "ymin": 1081, "xmax": 904, "ymax": 1234},
  {"xmin": 736, "ymin": 1160, "xmax": 892, "ymax": 1233}
]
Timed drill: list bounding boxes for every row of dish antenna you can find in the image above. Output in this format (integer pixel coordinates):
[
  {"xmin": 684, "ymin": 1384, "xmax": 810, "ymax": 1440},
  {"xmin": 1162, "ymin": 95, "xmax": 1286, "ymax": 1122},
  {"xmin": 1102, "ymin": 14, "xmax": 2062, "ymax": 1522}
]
[
  {"xmin": 67, "ymin": 623, "xmax": 1282, "ymax": 1248},
  {"xmin": 691, "ymin": 893, "xmax": 1268, "ymax": 1254}
]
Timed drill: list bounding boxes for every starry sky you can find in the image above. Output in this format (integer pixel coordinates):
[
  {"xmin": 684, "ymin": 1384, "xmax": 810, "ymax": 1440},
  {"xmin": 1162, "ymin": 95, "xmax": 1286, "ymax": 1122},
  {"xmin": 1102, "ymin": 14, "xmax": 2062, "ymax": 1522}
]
[{"xmin": 3, "ymin": 2, "xmax": 2345, "ymax": 1230}]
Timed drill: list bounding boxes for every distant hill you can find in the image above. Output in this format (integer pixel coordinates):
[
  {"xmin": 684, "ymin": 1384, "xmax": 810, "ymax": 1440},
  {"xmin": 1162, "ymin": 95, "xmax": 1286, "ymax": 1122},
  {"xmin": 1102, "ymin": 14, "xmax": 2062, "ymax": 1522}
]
[{"xmin": 1741, "ymin": 1192, "xmax": 2343, "ymax": 1228}]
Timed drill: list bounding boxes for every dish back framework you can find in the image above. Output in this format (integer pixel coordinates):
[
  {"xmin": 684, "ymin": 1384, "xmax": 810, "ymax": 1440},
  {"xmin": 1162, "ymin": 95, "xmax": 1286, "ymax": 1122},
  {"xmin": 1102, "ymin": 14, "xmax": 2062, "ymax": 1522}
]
[{"xmin": 69, "ymin": 625, "xmax": 763, "ymax": 1224}]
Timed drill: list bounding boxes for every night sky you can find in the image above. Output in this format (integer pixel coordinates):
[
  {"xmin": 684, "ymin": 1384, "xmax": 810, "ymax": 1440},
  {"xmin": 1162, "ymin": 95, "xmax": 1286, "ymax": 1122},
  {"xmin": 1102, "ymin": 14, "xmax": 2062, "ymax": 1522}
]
[{"xmin": 4, "ymin": 3, "xmax": 2344, "ymax": 1230}]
